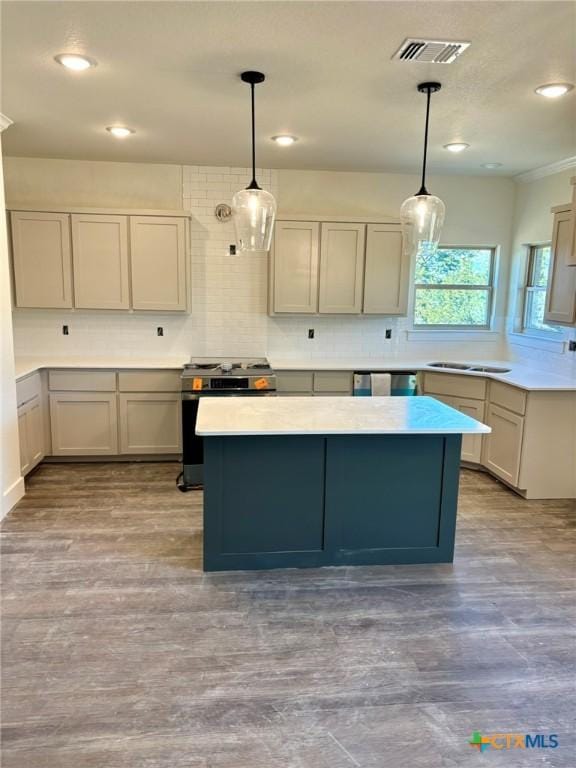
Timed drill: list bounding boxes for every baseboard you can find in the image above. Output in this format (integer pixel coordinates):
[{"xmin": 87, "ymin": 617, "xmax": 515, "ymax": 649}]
[{"xmin": 2, "ymin": 476, "xmax": 25, "ymax": 521}]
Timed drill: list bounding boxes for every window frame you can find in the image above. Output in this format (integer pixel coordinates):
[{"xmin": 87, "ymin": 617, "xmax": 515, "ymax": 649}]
[
  {"xmin": 412, "ymin": 245, "xmax": 497, "ymax": 330},
  {"xmin": 521, "ymin": 243, "xmax": 560, "ymax": 336}
]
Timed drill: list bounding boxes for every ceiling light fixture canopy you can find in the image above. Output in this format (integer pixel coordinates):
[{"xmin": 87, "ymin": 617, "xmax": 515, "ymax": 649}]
[
  {"xmin": 444, "ymin": 142, "xmax": 469, "ymax": 153},
  {"xmin": 106, "ymin": 126, "xmax": 134, "ymax": 138},
  {"xmin": 400, "ymin": 82, "xmax": 445, "ymax": 260},
  {"xmin": 54, "ymin": 53, "xmax": 96, "ymax": 71},
  {"xmin": 535, "ymin": 82, "xmax": 573, "ymax": 98},
  {"xmin": 272, "ymin": 135, "xmax": 297, "ymax": 146},
  {"xmin": 232, "ymin": 71, "xmax": 276, "ymax": 252}
]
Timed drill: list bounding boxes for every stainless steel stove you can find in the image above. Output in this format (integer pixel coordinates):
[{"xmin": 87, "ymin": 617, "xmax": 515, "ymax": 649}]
[
  {"xmin": 179, "ymin": 357, "xmax": 276, "ymax": 490},
  {"xmin": 181, "ymin": 357, "xmax": 276, "ymax": 393}
]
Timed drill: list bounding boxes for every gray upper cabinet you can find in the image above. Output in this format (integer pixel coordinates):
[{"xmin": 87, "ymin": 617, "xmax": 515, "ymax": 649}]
[
  {"xmin": 269, "ymin": 218, "xmax": 406, "ymax": 316},
  {"xmin": 363, "ymin": 224, "xmax": 408, "ymax": 314},
  {"xmin": 544, "ymin": 206, "xmax": 576, "ymax": 326},
  {"xmin": 271, "ymin": 221, "xmax": 319, "ymax": 313},
  {"xmin": 11, "ymin": 211, "xmax": 73, "ymax": 308},
  {"xmin": 71, "ymin": 214, "xmax": 130, "ymax": 310},
  {"xmin": 9, "ymin": 208, "xmax": 189, "ymax": 313},
  {"xmin": 130, "ymin": 216, "xmax": 187, "ymax": 311},
  {"xmin": 319, "ymin": 223, "xmax": 365, "ymax": 314}
]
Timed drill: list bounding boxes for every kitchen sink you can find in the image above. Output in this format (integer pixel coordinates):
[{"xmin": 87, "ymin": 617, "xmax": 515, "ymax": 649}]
[
  {"xmin": 427, "ymin": 362, "xmax": 511, "ymax": 374},
  {"xmin": 427, "ymin": 362, "xmax": 473, "ymax": 370},
  {"xmin": 468, "ymin": 365, "xmax": 511, "ymax": 373}
]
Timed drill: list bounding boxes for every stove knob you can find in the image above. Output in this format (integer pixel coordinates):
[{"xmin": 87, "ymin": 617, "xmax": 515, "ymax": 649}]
[{"xmin": 220, "ymin": 362, "xmax": 233, "ymax": 372}]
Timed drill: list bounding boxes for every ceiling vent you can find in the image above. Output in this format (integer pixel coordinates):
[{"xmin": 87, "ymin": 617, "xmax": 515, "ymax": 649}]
[{"xmin": 393, "ymin": 39, "xmax": 471, "ymax": 64}]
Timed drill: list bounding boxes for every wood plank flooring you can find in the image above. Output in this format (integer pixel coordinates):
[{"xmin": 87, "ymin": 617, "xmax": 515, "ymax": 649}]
[{"xmin": 1, "ymin": 462, "xmax": 575, "ymax": 767}]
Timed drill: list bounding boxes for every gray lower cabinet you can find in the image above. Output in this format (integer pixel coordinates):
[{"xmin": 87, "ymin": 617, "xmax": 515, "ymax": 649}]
[
  {"xmin": 49, "ymin": 392, "xmax": 119, "ymax": 456},
  {"xmin": 119, "ymin": 393, "xmax": 181, "ymax": 454},
  {"xmin": 482, "ymin": 403, "xmax": 524, "ymax": 487},
  {"xmin": 276, "ymin": 370, "xmax": 353, "ymax": 396},
  {"xmin": 18, "ymin": 396, "xmax": 44, "ymax": 475},
  {"xmin": 47, "ymin": 368, "xmax": 182, "ymax": 458}
]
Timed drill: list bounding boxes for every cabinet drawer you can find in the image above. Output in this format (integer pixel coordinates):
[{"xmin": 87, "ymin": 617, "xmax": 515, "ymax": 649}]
[
  {"xmin": 313, "ymin": 371, "xmax": 353, "ymax": 393},
  {"xmin": 489, "ymin": 381, "xmax": 526, "ymax": 415},
  {"xmin": 422, "ymin": 372, "xmax": 486, "ymax": 401},
  {"xmin": 49, "ymin": 370, "xmax": 117, "ymax": 392},
  {"xmin": 16, "ymin": 371, "xmax": 41, "ymax": 407},
  {"xmin": 276, "ymin": 371, "xmax": 314, "ymax": 393},
  {"xmin": 118, "ymin": 370, "xmax": 181, "ymax": 392}
]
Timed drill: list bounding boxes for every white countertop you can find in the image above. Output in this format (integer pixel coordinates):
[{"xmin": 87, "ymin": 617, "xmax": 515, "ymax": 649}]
[
  {"xmin": 14, "ymin": 355, "xmax": 576, "ymax": 392},
  {"xmin": 14, "ymin": 356, "xmax": 189, "ymax": 380},
  {"xmin": 196, "ymin": 395, "xmax": 491, "ymax": 437},
  {"xmin": 269, "ymin": 358, "xmax": 576, "ymax": 392}
]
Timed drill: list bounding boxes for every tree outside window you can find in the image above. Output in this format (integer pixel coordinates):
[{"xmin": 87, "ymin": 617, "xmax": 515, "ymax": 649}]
[{"xmin": 413, "ymin": 247, "xmax": 495, "ymax": 328}]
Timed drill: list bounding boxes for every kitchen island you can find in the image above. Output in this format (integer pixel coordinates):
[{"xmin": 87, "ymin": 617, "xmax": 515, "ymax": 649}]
[{"xmin": 196, "ymin": 396, "xmax": 490, "ymax": 572}]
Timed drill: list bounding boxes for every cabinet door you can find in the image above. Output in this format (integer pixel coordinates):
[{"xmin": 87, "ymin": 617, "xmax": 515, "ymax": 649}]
[
  {"xmin": 319, "ymin": 223, "xmax": 365, "ymax": 314},
  {"xmin": 271, "ymin": 221, "xmax": 319, "ymax": 313},
  {"xmin": 18, "ymin": 409, "xmax": 31, "ymax": 475},
  {"xmin": 119, "ymin": 393, "xmax": 181, "ymax": 454},
  {"xmin": 450, "ymin": 396, "xmax": 485, "ymax": 464},
  {"xmin": 17, "ymin": 396, "xmax": 45, "ymax": 475},
  {"xmin": 50, "ymin": 393, "xmax": 118, "ymax": 456},
  {"xmin": 71, "ymin": 214, "xmax": 129, "ymax": 309},
  {"xmin": 130, "ymin": 217, "xmax": 187, "ymax": 311},
  {"xmin": 363, "ymin": 224, "xmax": 408, "ymax": 314},
  {"xmin": 427, "ymin": 393, "xmax": 484, "ymax": 464},
  {"xmin": 11, "ymin": 211, "xmax": 72, "ymax": 308},
  {"xmin": 482, "ymin": 404, "xmax": 524, "ymax": 487},
  {"xmin": 544, "ymin": 210, "xmax": 576, "ymax": 325}
]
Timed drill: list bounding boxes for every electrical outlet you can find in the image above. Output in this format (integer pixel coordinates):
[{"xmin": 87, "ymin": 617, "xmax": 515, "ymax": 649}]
[
  {"xmin": 308, "ymin": 329, "xmax": 315, "ymax": 339},
  {"xmin": 568, "ymin": 340, "xmax": 576, "ymax": 352},
  {"xmin": 157, "ymin": 327, "xmax": 164, "ymax": 337},
  {"xmin": 62, "ymin": 325, "xmax": 69, "ymax": 336},
  {"xmin": 229, "ymin": 244, "xmax": 237, "ymax": 255},
  {"xmin": 385, "ymin": 329, "xmax": 392, "ymax": 340}
]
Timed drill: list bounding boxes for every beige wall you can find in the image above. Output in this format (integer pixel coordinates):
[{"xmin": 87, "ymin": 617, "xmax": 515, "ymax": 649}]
[
  {"xmin": 0, "ymin": 139, "xmax": 24, "ymax": 518},
  {"xmin": 4, "ymin": 156, "xmax": 182, "ymax": 209},
  {"xmin": 506, "ymin": 168, "xmax": 576, "ymax": 375}
]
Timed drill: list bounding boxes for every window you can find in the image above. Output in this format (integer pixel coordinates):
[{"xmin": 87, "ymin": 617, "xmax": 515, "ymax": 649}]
[
  {"xmin": 522, "ymin": 245, "xmax": 560, "ymax": 334},
  {"xmin": 413, "ymin": 247, "xmax": 495, "ymax": 328}
]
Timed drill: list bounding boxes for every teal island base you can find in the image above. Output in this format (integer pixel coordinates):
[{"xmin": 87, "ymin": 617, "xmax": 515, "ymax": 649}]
[{"xmin": 202, "ymin": 433, "xmax": 462, "ymax": 572}]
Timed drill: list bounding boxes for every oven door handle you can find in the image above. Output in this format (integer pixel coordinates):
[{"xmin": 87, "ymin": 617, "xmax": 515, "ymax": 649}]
[{"xmin": 181, "ymin": 392, "xmax": 202, "ymax": 401}]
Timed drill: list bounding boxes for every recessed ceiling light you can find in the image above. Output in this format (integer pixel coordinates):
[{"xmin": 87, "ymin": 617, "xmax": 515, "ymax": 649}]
[
  {"xmin": 535, "ymin": 82, "xmax": 574, "ymax": 98},
  {"xmin": 481, "ymin": 162, "xmax": 503, "ymax": 169},
  {"xmin": 272, "ymin": 135, "xmax": 298, "ymax": 146},
  {"xmin": 54, "ymin": 53, "xmax": 97, "ymax": 71},
  {"xmin": 106, "ymin": 126, "xmax": 135, "ymax": 138},
  {"xmin": 444, "ymin": 142, "xmax": 470, "ymax": 153}
]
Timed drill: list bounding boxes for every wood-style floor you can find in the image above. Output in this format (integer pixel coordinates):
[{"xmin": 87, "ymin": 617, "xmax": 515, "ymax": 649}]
[{"xmin": 1, "ymin": 462, "xmax": 575, "ymax": 768}]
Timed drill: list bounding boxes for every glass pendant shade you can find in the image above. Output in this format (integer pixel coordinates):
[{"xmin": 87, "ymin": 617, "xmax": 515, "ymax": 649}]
[
  {"xmin": 232, "ymin": 187, "xmax": 276, "ymax": 251},
  {"xmin": 400, "ymin": 193, "xmax": 445, "ymax": 259}
]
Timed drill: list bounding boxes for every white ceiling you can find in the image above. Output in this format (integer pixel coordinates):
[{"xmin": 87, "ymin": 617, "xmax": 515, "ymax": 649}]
[{"xmin": 2, "ymin": 1, "xmax": 575, "ymax": 175}]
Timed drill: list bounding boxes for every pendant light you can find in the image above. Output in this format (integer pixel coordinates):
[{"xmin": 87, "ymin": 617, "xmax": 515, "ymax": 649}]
[
  {"xmin": 232, "ymin": 71, "xmax": 276, "ymax": 251},
  {"xmin": 400, "ymin": 82, "xmax": 445, "ymax": 259}
]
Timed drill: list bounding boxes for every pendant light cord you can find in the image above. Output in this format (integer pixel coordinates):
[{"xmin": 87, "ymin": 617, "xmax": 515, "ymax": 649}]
[
  {"xmin": 248, "ymin": 82, "xmax": 260, "ymax": 190},
  {"xmin": 417, "ymin": 87, "xmax": 432, "ymax": 197}
]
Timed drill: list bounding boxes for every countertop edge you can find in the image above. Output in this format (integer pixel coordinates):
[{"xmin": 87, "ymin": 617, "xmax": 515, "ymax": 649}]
[{"xmin": 13, "ymin": 357, "xmax": 576, "ymax": 392}]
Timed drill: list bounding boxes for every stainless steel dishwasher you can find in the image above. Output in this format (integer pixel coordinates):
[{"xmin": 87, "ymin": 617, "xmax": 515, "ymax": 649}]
[{"xmin": 353, "ymin": 371, "xmax": 418, "ymax": 396}]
